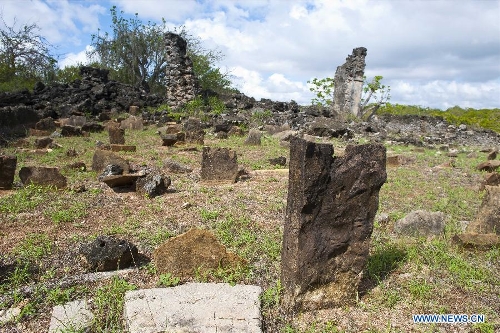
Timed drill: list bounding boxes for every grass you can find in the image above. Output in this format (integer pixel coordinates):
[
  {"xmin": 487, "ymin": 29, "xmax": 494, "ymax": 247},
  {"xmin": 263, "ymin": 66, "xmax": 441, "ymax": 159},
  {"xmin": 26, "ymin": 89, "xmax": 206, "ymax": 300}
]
[{"xmin": 0, "ymin": 119, "xmax": 498, "ymax": 332}]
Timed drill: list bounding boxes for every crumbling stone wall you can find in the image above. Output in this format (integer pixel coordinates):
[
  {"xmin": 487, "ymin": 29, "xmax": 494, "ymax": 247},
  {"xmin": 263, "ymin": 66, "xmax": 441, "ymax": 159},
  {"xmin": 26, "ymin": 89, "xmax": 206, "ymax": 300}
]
[
  {"xmin": 333, "ymin": 47, "xmax": 367, "ymax": 118},
  {"xmin": 165, "ymin": 32, "xmax": 199, "ymax": 110}
]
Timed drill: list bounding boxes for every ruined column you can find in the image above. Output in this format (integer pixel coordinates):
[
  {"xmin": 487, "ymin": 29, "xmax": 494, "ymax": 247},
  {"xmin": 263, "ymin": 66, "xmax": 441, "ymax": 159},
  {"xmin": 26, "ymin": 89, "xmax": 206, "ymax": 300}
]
[
  {"xmin": 332, "ymin": 47, "xmax": 367, "ymax": 118},
  {"xmin": 281, "ymin": 136, "xmax": 386, "ymax": 311},
  {"xmin": 165, "ymin": 32, "xmax": 199, "ymax": 110}
]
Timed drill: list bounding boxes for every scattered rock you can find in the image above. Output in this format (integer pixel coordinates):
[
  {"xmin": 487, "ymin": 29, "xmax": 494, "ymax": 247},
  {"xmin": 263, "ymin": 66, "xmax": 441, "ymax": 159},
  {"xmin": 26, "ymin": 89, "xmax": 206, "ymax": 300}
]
[
  {"xmin": 216, "ymin": 131, "xmax": 228, "ymax": 139},
  {"xmin": 244, "ymin": 129, "xmax": 262, "ymax": 145},
  {"xmin": 79, "ymin": 235, "xmax": 139, "ymax": 271},
  {"xmin": 480, "ymin": 172, "xmax": 500, "ymax": 190},
  {"xmin": 120, "ymin": 115, "xmax": 143, "ymax": 130},
  {"xmin": 136, "ymin": 170, "xmax": 171, "ymax": 198},
  {"xmin": 281, "ymin": 137, "xmax": 387, "ymax": 311},
  {"xmin": 29, "ymin": 128, "xmax": 51, "ymax": 137},
  {"xmin": 92, "ymin": 149, "xmax": 130, "ymax": 174},
  {"xmin": 108, "ymin": 126, "xmax": 125, "ymax": 144},
  {"xmin": 228, "ymin": 126, "xmax": 245, "ymax": 137},
  {"xmin": 272, "ymin": 129, "xmax": 297, "ymax": 142},
  {"xmin": 0, "ymin": 155, "xmax": 17, "ymax": 190},
  {"xmin": 153, "ymin": 228, "xmax": 246, "ymax": 278},
  {"xmin": 466, "ymin": 186, "xmax": 500, "ymax": 235},
  {"xmin": 452, "ymin": 233, "xmax": 500, "ymax": 249},
  {"xmin": 200, "ymin": 147, "xmax": 239, "ymax": 183},
  {"xmin": 160, "ymin": 132, "xmax": 186, "ymax": 147},
  {"xmin": 48, "ymin": 299, "xmax": 94, "ymax": 333},
  {"xmin": 268, "ymin": 156, "xmax": 286, "ymax": 166},
  {"xmin": 34, "ymin": 136, "xmax": 53, "ymax": 149},
  {"xmin": 64, "ymin": 161, "xmax": 86, "ymax": 171},
  {"xmin": 183, "ymin": 118, "xmax": 205, "ymax": 144},
  {"xmin": 164, "ymin": 159, "xmax": 192, "ymax": 174},
  {"xmin": 110, "ymin": 144, "xmax": 136, "ymax": 152},
  {"xmin": 61, "ymin": 125, "xmax": 83, "ymax": 137},
  {"xmin": 394, "ymin": 210, "xmax": 447, "ymax": 237},
  {"xmin": 487, "ymin": 150, "xmax": 497, "ymax": 160},
  {"xmin": 98, "ymin": 164, "xmax": 124, "ymax": 180},
  {"xmin": 19, "ymin": 166, "xmax": 67, "ymax": 189},
  {"xmin": 0, "ymin": 306, "xmax": 21, "ymax": 325},
  {"xmin": 82, "ymin": 121, "xmax": 105, "ymax": 133},
  {"xmin": 476, "ymin": 160, "xmax": 500, "ymax": 172},
  {"xmin": 34, "ymin": 117, "xmax": 56, "ymax": 131},
  {"xmin": 101, "ymin": 174, "xmax": 143, "ymax": 188},
  {"xmin": 124, "ymin": 284, "xmax": 262, "ymax": 333},
  {"xmin": 66, "ymin": 148, "xmax": 78, "ymax": 157}
]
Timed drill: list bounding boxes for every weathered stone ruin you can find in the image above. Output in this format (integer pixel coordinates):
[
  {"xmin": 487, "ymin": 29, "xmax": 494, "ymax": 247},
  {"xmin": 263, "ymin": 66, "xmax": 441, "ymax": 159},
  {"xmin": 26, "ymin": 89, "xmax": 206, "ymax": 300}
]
[
  {"xmin": 19, "ymin": 166, "xmax": 67, "ymax": 189},
  {"xmin": 332, "ymin": 47, "xmax": 367, "ymax": 118},
  {"xmin": 165, "ymin": 32, "xmax": 199, "ymax": 110},
  {"xmin": 0, "ymin": 155, "xmax": 17, "ymax": 189},
  {"xmin": 200, "ymin": 147, "xmax": 239, "ymax": 183},
  {"xmin": 281, "ymin": 136, "xmax": 387, "ymax": 311}
]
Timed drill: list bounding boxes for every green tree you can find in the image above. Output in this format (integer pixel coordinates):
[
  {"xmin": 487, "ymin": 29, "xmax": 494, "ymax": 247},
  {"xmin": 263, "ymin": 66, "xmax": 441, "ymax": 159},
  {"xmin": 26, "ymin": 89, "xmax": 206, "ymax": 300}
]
[
  {"xmin": 88, "ymin": 7, "xmax": 232, "ymax": 94},
  {"xmin": 0, "ymin": 16, "xmax": 57, "ymax": 91},
  {"xmin": 308, "ymin": 75, "xmax": 391, "ymax": 119}
]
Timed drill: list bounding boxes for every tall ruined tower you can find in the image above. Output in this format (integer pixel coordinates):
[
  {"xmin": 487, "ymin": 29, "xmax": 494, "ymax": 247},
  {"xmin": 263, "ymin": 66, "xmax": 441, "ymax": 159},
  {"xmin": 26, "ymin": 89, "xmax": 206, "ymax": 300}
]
[
  {"xmin": 164, "ymin": 32, "xmax": 199, "ymax": 110},
  {"xmin": 332, "ymin": 47, "xmax": 367, "ymax": 118}
]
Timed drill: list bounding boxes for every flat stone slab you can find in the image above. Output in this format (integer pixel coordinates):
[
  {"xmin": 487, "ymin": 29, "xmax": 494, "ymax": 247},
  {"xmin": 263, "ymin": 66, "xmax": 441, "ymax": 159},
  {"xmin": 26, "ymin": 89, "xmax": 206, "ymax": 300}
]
[
  {"xmin": 48, "ymin": 299, "xmax": 94, "ymax": 333},
  {"xmin": 124, "ymin": 283, "xmax": 262, "ymax": 333}
]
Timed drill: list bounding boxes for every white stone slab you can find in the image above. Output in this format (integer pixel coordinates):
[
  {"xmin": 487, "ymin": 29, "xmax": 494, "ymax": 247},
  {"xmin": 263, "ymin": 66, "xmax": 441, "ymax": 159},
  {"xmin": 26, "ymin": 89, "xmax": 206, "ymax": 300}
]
[
  {"xmin": 124, "ymin": 283, "xmax": 262, "ymax": 333},
  {"xmin": 48, "ymin": 299, "xmax": 94, "ymax": 333}
]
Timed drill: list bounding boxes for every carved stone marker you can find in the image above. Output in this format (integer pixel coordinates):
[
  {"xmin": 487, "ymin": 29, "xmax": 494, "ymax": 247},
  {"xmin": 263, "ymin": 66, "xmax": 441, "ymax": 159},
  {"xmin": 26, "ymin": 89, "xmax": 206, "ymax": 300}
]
[
  {"xmin": 200, "ymin": 147, "xmax": 239, "ymax": 183},
  {"xmin": 333, "ymin": 47, "xmax": 367, "ymax": 118},
  {"xmin": 281, "ymin": 136, "xmax": 386, "ymax": 311},
  {"xmin": 19, "ymin": 166, "xmax": 67, "ymax": 189},
  {"xmin": 165, "ymin": 32, "xmax": 199, "ymax": 110},
  {"xmin": 108, "ymin": 126, "xmax": 125, "ymax": 145},
  {"xmin": 0, "ymin": 155, "xmax": 17, "ymax": 190}
]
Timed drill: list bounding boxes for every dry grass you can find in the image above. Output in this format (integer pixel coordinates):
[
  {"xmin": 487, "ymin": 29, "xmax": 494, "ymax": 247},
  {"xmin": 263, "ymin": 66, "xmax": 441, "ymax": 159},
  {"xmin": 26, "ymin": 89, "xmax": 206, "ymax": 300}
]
[{"xmin": 0, "ymin": 124, "xmax": 499, "ymax": 332}]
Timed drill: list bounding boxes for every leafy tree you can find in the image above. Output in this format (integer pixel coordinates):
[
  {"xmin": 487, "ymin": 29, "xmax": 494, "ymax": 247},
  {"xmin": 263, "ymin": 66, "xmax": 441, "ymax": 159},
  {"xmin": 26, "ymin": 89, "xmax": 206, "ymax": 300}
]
[
  {"xmin": 308, "ymin": 75, "xmax": 391, "ymax": 119},
  {"xmin": 0, "ymin": 16, "xmax": 57, "ymax": 91},
  {"xmin": 88, "ymin": 7, "xmax": 232, "ymax": 94}
]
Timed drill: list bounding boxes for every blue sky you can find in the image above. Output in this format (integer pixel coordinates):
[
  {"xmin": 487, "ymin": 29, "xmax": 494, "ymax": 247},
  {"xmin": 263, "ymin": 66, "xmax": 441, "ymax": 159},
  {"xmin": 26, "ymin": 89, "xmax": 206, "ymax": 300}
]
[{"xmin": 1, "ymin": 0, "xmax": 499, "ymax": 109}]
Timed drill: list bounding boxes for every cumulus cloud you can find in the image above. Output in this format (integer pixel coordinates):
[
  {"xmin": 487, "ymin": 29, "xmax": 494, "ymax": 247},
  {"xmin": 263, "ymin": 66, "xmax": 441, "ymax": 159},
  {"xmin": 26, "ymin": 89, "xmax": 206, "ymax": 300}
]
[{"xmin": 59, "ymin": 45, "xmax": 95, "ymax": 69}]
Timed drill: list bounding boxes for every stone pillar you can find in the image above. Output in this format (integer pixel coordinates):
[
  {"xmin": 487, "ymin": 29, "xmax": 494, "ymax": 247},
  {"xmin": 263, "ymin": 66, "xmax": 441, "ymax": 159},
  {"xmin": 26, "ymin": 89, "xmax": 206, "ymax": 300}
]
[
  {"xmin": 281, "ymin": 136, "xmax": 386, "ymax": 311},
  {"xmin": 165, "ymin": 32, "xmax": 199, "ymax": 110},
  {"xmin": 332, "ymin": 47, "xmax": 367, "ymax": 118},
  {"xmin": 0, "ymin": 155, "xmax": 17, "ymax": 189}
]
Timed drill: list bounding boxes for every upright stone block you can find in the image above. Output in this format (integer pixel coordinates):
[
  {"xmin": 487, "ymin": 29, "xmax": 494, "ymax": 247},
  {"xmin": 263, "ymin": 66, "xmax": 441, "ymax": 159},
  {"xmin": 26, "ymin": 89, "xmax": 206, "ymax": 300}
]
[
  {"xmin": 281, "ymin": 137, "xmax": 386, "ymax": 311},
  {"xmin": 200, "ymin": 147, "xmax": 239, "ymax": 183},
  {"xmin": 108, "ymin": 126, "xmax": 125, "ymax": 144},
  {"xmin": 333, "ymin": 47, "xmax": 367, "ymax": 118},
  {"xmin": 0, "ymin": 155, "xmax": 17, "ymax": 189}
]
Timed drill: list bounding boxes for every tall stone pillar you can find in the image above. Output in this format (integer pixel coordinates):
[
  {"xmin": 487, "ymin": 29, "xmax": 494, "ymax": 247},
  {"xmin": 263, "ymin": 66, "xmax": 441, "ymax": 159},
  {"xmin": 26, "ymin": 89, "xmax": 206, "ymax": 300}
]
[
  {"xmin": 281, "ymin": 136, "xmax": 386, "ymax": 311},
  {"xmin": 165, "ymin": 32, "xmax": 199, "ymax": 110},
  {"xmin": 332, "ymin": 47, "xmax": 367, "ymax": 118}
]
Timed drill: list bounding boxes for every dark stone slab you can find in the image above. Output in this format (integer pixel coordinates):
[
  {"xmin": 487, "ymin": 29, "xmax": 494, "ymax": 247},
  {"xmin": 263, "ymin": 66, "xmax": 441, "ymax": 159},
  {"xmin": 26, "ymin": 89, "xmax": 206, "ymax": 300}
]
[
  {"xmin": 0, "ymin": 155, "xmax": 17, "ymax": 189},
  {"xmin": 281, "ymin": 136, "xmax": 386, "ymax": 311},
  {"xmin": 79, "ymin": 235, "xmax": 139, "ymax": 271}
]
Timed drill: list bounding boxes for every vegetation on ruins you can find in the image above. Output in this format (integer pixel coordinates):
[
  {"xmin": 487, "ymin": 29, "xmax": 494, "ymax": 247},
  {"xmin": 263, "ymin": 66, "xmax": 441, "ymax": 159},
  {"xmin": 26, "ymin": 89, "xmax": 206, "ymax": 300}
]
[
  {"xmin": 308, "ymin": 75, "xmax": 391, "ymax": 119},
  {"xmin": 88, "ymin": 6, "xmax": 233, "ymax": 94},
  {"xmin": 378, "ymin": 104, "xmax": 500, "ymax": 133}
]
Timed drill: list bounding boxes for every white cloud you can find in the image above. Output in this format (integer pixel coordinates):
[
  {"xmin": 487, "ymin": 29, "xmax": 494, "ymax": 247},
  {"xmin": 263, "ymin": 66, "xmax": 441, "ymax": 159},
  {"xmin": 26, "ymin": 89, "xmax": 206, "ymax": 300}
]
[{"xmin": 59, "ymin": 46, "xmax": 95, "ymax": 69}]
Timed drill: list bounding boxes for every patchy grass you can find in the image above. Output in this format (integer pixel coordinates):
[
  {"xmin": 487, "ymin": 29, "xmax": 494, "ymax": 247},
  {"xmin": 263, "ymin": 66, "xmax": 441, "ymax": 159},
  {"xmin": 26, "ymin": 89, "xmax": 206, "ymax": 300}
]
[{"xmin": 0, "ymin": 122, "xmax": 498, "ymax": 332}]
